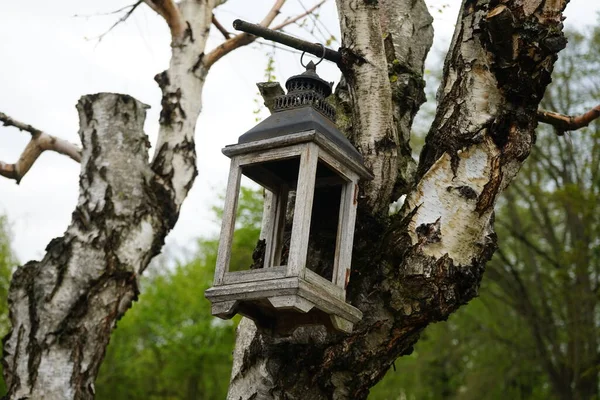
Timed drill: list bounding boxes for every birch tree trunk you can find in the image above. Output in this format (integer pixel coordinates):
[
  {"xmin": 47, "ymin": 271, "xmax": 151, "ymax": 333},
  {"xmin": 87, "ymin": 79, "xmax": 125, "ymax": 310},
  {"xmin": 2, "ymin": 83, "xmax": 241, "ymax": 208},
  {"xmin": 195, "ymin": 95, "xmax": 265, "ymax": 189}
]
[
  {"xmin": 228, "ymin": 0, "xmax": 569, "ymax": 398},
  {"xmin": 1, "ymin": 1, "xmax": 218, "ymax": 398}
]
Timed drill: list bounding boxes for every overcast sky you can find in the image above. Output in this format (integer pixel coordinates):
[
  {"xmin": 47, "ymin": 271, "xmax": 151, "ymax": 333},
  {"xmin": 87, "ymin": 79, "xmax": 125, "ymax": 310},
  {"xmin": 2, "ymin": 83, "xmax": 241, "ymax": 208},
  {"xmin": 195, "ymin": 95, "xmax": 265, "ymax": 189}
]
[{"xmin": 0, "ymin": 0, "xmax": 598, "ymax": 263}]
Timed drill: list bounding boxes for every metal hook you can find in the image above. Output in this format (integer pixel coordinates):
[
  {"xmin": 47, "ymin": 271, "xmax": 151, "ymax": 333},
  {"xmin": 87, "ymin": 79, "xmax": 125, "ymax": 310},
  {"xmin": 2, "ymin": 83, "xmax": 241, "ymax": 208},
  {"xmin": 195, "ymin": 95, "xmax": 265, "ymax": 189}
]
[{"xmin": 300, "ymin": 43, "xmax": 326, "ymax": 68}]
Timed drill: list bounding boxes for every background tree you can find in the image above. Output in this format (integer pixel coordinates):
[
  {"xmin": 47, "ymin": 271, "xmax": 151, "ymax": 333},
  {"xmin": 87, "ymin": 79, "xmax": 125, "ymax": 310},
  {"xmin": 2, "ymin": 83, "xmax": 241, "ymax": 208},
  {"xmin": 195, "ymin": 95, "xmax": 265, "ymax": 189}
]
[{"xmin": 0, "ymin": 0, "xmax": 593, "ymax": 399}]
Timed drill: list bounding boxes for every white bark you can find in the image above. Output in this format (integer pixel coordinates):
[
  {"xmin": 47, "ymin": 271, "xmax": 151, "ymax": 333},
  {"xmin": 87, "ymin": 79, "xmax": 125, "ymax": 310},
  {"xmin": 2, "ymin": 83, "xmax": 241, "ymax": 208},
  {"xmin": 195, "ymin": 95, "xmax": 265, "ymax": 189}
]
[
  {"xmin": 151, "ymin": 0, "xmax": 217, "ymax": 208},
  {"xmin": 335, "ymin": 0, "xmax": 399, "ymax": 214},
  {"xmin": 3, "ymin": 94, "xmax": 157, "ymax": 399},
  {"xmin": 2, "ymin": 1, "xmax": 219, "ymax": 398},
  {"xmin": 228, "ymin": 0, "xmax": 570, "ymax": 399}
]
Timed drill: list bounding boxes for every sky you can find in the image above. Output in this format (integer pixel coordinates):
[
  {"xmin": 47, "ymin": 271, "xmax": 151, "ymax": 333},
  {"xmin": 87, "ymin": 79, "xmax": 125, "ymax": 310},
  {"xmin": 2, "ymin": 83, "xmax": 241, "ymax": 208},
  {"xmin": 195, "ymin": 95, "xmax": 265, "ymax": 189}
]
[{"xmin": 0, "ymin": 0, "xmax": 598, "ymax": 263}]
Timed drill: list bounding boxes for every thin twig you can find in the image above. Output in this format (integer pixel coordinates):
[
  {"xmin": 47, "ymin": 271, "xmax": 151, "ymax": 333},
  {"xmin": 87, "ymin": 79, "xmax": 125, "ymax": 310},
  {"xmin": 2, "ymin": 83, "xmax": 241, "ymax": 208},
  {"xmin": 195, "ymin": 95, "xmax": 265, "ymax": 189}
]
[
  {"xmin": 271, "ymin": 0, "xmax": 326, "ymax": 30},
  {"xmin": 537, "ymin": 104, "xmax": 600, "ymax": 133},
  {"xmin": 496, "ymin": 219, "xmax": 562, "ymax": 270},
  {"xmin": 294, "ymin": 0, "xmax": 331, "ymax": 41},
  {"xmin": 96, "ymin": 1, "xmax": 143, "ymax": 43},
  {"xmin": 255, "ymin": 39, "xmax": 303, "ymax": 55},
  {"xmin": 0, "ymin": 112, "xmax": 81, "ymax": 183},
  {"xmin": 73, "ymin": 2, "xmax": 141, "ymax": 18}
]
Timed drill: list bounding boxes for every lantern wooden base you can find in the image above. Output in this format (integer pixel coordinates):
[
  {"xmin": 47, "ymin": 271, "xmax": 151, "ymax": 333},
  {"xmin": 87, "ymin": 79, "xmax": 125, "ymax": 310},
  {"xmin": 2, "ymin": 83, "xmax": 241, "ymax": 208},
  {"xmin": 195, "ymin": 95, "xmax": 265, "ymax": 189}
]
[{"xmin": 205, "ymin": 270, "xmax": 362, "ymax": 335}]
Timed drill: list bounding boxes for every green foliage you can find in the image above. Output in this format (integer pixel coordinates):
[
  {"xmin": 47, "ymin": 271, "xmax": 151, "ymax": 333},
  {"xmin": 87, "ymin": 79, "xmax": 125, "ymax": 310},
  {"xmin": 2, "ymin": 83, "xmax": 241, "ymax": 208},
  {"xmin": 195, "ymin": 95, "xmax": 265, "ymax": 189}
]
[
  {"xmin": 96, "ymin": 187, "xmax": 263, "ymax": 399},
  {"xmin": 0, "ymin": 216, "xmax": 16, "ymax": 396}
]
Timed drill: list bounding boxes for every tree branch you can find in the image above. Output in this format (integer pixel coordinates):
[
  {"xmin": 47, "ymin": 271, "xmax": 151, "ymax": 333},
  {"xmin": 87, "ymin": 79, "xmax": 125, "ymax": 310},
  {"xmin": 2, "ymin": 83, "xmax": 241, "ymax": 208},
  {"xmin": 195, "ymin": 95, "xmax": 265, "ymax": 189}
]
[
  {"xmin": 271, "ymin": 0, "xmax": 326, "ymax": 30},
  {"xmin": 142, "ymin": 0, "xmax": 185, "ymax": 40},
  {"xmin": 204, "ymin": 0, "xmax": 326, "ymax": 68},
  {"xmin": 257, "ymin": 82, "xmax": 285, "ymax": 113},
  {"xmin": 0, "ymin": 112, "xmax": 81, "ymax": 183},
  {"xmin": 212, "ymin": 15, "xmax": 230, "ymax": 39},
  {"xmin": 96, "ymin": 1, "xmax": 143, "ymax": 43},
  {"xmin": 537, "ymin": 104, "xmax": 600, "ymax": 133},
  {"xmin": 204, "ymin": 0, "xmax": 285, "ymax": 68}
]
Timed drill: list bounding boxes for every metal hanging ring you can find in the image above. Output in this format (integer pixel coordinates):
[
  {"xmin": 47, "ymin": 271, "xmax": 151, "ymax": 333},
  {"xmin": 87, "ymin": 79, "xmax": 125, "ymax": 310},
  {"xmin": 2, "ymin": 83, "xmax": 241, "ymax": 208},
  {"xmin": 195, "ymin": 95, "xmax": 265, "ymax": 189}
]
[{"xmin": 300, "ymin": 43, "xmax": 326, "ymax": 67}]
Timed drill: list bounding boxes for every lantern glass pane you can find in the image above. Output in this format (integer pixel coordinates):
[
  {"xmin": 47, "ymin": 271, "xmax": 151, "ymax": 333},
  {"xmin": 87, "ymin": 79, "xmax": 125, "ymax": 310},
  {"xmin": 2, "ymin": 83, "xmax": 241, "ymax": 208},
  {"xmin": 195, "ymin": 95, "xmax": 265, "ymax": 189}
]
[{"xmin": 227, "ymin": 175, "xmax": 264, "ymax": 272}]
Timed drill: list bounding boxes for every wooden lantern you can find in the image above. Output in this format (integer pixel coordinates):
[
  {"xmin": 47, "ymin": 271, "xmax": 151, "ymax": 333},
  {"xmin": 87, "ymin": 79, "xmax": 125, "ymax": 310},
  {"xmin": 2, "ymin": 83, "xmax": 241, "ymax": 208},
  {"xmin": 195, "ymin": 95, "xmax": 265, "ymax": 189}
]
[{"xmin": 205, "ymin": 62, "xmax": 373, "ymax": 334}]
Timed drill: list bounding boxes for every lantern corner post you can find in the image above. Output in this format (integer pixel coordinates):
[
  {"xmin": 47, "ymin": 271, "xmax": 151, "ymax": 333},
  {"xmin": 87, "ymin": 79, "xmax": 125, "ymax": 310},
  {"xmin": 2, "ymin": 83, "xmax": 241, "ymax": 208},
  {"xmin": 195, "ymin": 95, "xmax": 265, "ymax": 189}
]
[
  {"xmin": 213, "ymin": 157, "xmax": 243, "ymax": 286},
  {"xmin": 333, "ymin": 177, "xmax": 360, "ymax": 295},
  {"xmin": 286, "ymin": 142, "xmax": 320, "ymax": 279}
]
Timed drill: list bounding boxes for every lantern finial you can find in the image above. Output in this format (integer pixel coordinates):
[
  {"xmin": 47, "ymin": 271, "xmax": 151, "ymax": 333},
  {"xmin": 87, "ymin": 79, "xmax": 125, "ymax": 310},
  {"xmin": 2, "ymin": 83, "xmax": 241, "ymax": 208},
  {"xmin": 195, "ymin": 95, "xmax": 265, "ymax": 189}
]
[{"xmin": 272, "ymin": 60, "xmax": 336, "ymax": 121}]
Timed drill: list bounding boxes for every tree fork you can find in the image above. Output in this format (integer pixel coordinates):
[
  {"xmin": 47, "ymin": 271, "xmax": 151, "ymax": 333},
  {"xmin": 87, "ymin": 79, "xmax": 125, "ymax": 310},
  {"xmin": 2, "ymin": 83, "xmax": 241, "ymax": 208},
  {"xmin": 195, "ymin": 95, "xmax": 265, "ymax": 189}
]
[{"xmin": 228, "ymin": 0, "xmax": 570, "ymax": 399}]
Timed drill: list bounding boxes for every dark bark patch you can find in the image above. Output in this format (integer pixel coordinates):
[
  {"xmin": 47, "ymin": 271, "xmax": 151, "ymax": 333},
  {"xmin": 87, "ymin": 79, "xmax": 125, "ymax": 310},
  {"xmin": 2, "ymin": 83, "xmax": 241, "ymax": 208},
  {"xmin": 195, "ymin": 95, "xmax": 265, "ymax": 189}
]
[
  {"xmin": 374, "ymin": 131, "xmax": 397, "ymax": 153},
  {"xmin": 339, "ymin": 47, "xmax": 368, "ymax": 71},
  {"xmin": 46, "ymin": 237, "xmax": 74, "ymax": 301},
  {"xmin": 148, "ymin": 174, "xmax": 179, "ymax": 229},
  {"xmin": 249, "ymin": 239, "xmax": 266, "ymax": 270},
  {"xmin": 154, "ymin": 70, "xmax": 170, "ymax": 89},
  {"xmin": 447, "ymin": 185, "xmax": 478, "ymax": 200},
  {"xmin": 476, "ymin": 155, "xmax": 502, "ymax": 215},
  {"xmin": 159, "ymin": 88, "xmax": 186, "ymax": 127},
  {"xmin": 416, "ymin": 217, "xmax": 442, "ymax": 245},
  {"xmin": 190, "ymin": 52, "xmax": 205, "ymax": 74},
  {"xmin": 541, "ymin": 34, "xmax": 567, "ymax": 53},
  {"xmin": 184, "ymin": 21, "xmax": 194, "ymax": 43}
]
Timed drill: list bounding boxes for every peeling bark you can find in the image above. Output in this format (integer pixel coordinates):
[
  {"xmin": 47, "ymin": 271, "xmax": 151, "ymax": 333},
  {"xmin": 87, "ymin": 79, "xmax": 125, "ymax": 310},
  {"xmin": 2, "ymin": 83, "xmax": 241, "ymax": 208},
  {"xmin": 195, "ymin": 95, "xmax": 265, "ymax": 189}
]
[
  {"xmin": 380, "ymin": 0, "xmax": 433, "ymax": 198},
  {"xmin": 228, "ymin": 0, "xmax": 569, "ymax": 399},
  {"xmin": 2, "ymin": 94, "xmax": 165, "ymax": 400},
  {"xmin": 334, "ymin": 0, "xmax": 400, "ymax": 215},
  {"xmin": 2, "ymin": 1, "xmax": 219, "ymax": 398}
]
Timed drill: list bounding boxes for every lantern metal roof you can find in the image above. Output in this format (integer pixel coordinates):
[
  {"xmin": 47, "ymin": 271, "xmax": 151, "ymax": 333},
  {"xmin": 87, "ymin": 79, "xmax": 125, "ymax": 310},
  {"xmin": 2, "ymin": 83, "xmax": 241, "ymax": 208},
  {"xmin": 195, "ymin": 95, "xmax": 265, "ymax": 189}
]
[{"xmin": 236, "ymin": 61, "xmax": 364, "ymax": 165}]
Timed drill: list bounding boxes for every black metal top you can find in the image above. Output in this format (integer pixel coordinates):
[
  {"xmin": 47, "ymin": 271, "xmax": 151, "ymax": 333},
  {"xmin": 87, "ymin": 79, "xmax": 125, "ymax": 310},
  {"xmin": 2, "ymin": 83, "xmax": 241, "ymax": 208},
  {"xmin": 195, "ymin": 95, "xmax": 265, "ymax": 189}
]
[
  {"xmin": 232, "ymin": 19, "xmax": 342, "ymax": 65},
  {"xmin": 271, "ymin": 61, "xmax": 336, "ymax": 121},
  {"xmin": 240, "ymin": 106, "xmax": 365, "ymax": 162}
]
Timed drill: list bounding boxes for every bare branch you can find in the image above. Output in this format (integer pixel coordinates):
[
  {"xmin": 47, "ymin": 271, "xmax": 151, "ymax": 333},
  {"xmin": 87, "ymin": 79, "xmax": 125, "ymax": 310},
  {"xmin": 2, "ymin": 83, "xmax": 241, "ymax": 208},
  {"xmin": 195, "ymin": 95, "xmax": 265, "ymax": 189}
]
[
  {"xmin": 96, "ymin": 1, "xmax": 143, "ymax": 43},
  {"xmin": 0, "ymin": 112, "xmax": 81, "ymax": 183},
  {"xmin": 205, "ymin": 0, "xmax": 326, "ymax": 68},
  {"xmin": 142, "ymin": 0, "xmax": 185, "ymax": 40},
  {"xmin": 537, "ymin": 104, "xmax": 600, "ymax": 133},
  {"xmin": 271, "ymin": 0, "xmax": 326, "ymax": 30},
  {"xmin": 0, "ymin": 111, "xmax": 42, "ymax": 137},
  {"xmin": 204, "ymin": 0, "xmax": 285, "ymax": 68},
  {"xmin": 212, "ymin": 15, "xmax": 231, "ymax": 39},
  {"xmin": 258, "ymin": 0, "xmax": 286, "ymax": 27}
]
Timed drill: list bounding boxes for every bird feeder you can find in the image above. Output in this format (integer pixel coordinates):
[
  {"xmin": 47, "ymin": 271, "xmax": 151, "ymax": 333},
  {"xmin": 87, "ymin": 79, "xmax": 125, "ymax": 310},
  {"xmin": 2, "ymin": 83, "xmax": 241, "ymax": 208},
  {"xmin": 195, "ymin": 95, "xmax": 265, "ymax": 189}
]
[{"xmin": 205, "ymin": 60, "xmax": 373, "ymax": 334}]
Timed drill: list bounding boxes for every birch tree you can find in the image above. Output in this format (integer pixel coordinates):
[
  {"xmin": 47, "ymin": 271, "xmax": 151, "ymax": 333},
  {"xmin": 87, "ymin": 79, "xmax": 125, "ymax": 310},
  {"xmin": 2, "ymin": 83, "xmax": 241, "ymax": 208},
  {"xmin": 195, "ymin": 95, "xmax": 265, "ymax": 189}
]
[{"xmin": 0, "ymin": 0, "xmax": 596, "ymax": 399}]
